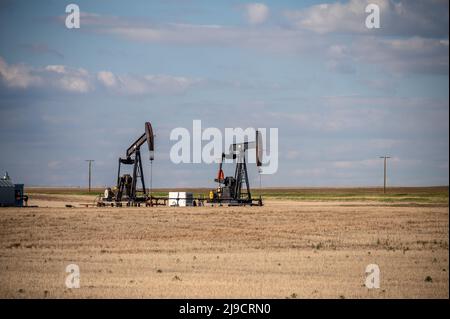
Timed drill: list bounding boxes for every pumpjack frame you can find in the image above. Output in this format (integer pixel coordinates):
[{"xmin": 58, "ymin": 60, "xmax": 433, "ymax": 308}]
[{"xmin": 208, "ymin": 132, "xmax": 263, "ymax": 206}]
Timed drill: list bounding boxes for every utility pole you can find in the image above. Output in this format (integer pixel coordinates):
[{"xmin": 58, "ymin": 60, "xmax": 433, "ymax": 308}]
[
  {"xmin": 379, "ymin": 156, "xmax": 391, "ymax": 194},
  {"xmin": 85, "ymin": 160, "xmax": 94, "ymax": 192}
]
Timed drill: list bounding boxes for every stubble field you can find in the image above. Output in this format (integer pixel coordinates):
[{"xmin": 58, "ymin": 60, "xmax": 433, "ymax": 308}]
[{"xmin": 0, "ymin": 187, "xmax": 448, "ymax": 298}]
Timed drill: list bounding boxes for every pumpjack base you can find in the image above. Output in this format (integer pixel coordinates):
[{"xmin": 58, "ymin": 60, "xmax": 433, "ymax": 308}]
[
  {"xmin": 96, "ymin": 198, "xmax": 149, "ymax": 207},
  {"xmin": 206, "ymin": 197, "xmax": 263, "ymax": 207},
  {"xmin": 96, "ymin": 195, "xmax": 262, "ymax": 207}
]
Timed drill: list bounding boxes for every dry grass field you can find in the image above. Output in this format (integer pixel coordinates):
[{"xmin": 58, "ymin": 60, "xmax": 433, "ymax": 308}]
[{"xmin": 0, "ymin": 187, "xmax": 448, "ymax": 298}]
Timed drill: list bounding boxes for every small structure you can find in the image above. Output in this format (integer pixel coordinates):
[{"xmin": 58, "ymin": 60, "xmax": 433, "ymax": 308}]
[
  {"xmin": 0, "ymin": 172, "xmax": 26, "ymax": 207},
  {"xmin": 168, "ymin": 192, "xmax": 194, "ymax": 207}
]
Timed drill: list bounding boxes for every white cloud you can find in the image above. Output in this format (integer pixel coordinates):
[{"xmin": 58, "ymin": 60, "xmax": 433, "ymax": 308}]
[
  {"xmin": 245, "ymin": 3, "xmax": 269, "ymax": 25},
  {"xmin": 353, "ymin": 36, "xmax": 449, "ymax": 74},
  {"xmin": 322, "ymin": 35, "xmax": 449, "ymax": 75},
  {"xmin": 97, "ymin": 72, "xmax": 200, "ymax": 95},
  {"xmin": 94, "ymin": 23, "xmax": 334, "ymax": 65},
  {"xmin": 0, "ymin": 56, "xmax": 42, "ymax": 88},
  {"xmin": 45, "ymin": 65, "xmax": 92, "ymax": 93},
  {"xmin": 0, "ymin": 56, "xmax": 200, "ymax": 95},
  {"xmin": 0, "ymin": 57, "xmax": 92, "ymax": 93},
  {"xmin": 97, "ymin": 71, "xmax": 117, "ymax": 88},
  {"xmin": 285, "ymin": 0, "xmax": 449, "ymax": 38},
  {"xmin": 99, "ymin": 23, "xmax": 244, "ymax": 45},
  {"xmin": 45, "ymin": 65, "xmax": 67, "ymax": 74},
  {"xmin": 72, "ymin": 9, "xmax": 448, "ymax": 75},
  {"xmin": 285, "ymin": 0, "xmax": 382, "ymax": 34}
]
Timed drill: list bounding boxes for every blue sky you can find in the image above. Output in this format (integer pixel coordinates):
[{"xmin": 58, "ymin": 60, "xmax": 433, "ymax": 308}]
[{"xmin": 0, "ymin": 0, "xmax": 448, "ymax": 187}]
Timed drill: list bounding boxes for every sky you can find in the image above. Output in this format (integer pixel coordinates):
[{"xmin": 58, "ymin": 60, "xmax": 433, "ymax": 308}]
[{"xmin": 0, "ymin": 0, "xmax": 448, "ymax": 188}]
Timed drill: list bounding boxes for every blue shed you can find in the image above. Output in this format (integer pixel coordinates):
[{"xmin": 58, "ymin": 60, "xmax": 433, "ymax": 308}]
[
  {"xmin": 0, "ymin": 172, "xmax": 25, "ymax": 207},
  {"xmin": 0, "ymin": 178, "xmax": 15, "ymax": 206}
]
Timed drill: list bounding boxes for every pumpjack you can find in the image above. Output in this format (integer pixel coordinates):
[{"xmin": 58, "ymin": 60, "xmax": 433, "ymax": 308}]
[
  {"xmin": 208, "ymin": 130, "xmax": 263, "ymax": 206},
  {"xmin": 102, "ymin": 122, "xmax": 154, "ymax": 206}
]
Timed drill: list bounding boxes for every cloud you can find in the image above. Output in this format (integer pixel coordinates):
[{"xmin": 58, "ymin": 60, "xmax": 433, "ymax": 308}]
[
  {"xmin": 0, "ymin": 56, "xmax": 43, "ymax": 89},
  {"xmin": 101, "ymin": 23, "xmax": 309, "ymax": 50},
  {"xmin": 261, "ymin": 96, "xmax": 448, "ymax": 138},
  {"xmin": 97, "ymin": 71, "xmax": 117, "ymax": 88},
  {"xmin": 44, "ymin": 65, "xmax": 92, "ymax": 93},
  {"xmin": 66, "ymin": 12, "xmax": 317, "ymax": 54},
  {"xmin": 285, "ymin": 0, "xmax": 449, "ymax": 38},
  {"xmin": 325, "ymin": 44, "xmax": 356, "ymax": 73},
  {"xmin": 245, "ymin": 3, "xmax": 269, "ymax": 25},
  {"xmin": 97, "ymin": 71, "xmax": 201, "ymax": 95},
  {"xmin": 18, "ymin": 43, "xmax": 64, "ymax": 59},
  {"xmin": 68, "ymin": 9, "xmax": 448, "ymax": 75},
  {"xmin": 0, "ymin": 57, "xmax": 91, "ymax": 93},
  {"xmin": 353, "ymin": 36, "xmax": 449, "ymax": 74},
  {"xmin": 0, "ymin": 56, "xmax": 200, "ymax": 95},
  {"xmin": 267, "ymin": 105, "xmax": 385, "ymax": 133},
  {"xmin": 324, "ymin": 36, "xmax": 449, "ymax": 75}
]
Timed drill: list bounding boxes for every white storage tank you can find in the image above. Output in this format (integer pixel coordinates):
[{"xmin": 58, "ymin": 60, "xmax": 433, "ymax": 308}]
[{"xmin": 168, "ymin": 192, "xmax": 194, "ymax": 207}]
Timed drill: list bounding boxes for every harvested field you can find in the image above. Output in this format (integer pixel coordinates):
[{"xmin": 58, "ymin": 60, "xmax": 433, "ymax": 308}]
[{"xmin": 0, "ymin": 187, "xmax": 448, "ymax": 298}]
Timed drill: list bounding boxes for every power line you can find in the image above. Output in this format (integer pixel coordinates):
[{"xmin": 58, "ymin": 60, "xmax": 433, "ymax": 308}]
[
  {"xmin": 85, "ymin": 160, "xmax": 95, "ymax": 192},
  {"xmin": 379, "ymin": 156, "xmax": 391, "ymax": 194}
]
